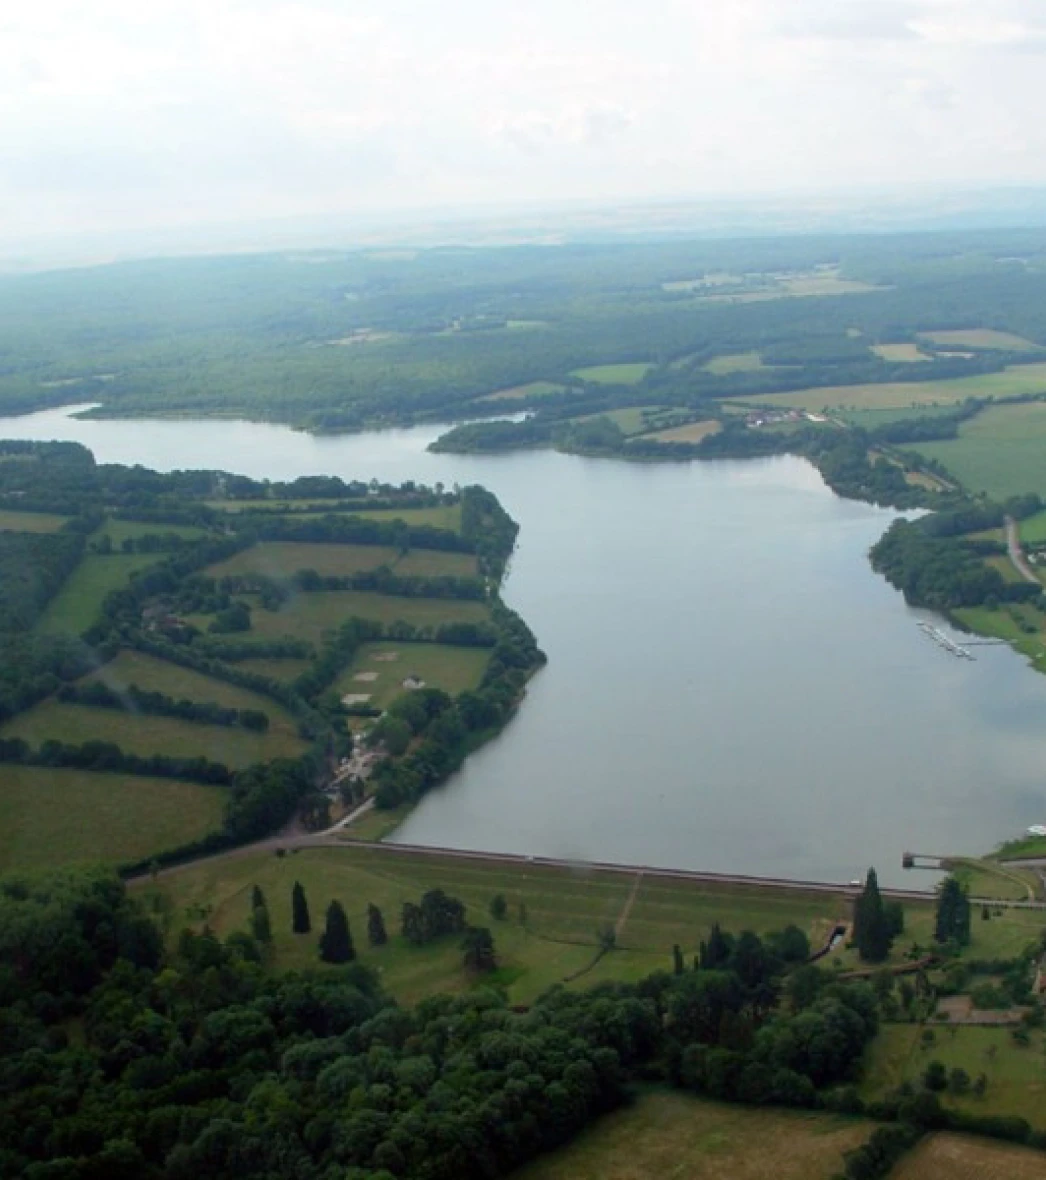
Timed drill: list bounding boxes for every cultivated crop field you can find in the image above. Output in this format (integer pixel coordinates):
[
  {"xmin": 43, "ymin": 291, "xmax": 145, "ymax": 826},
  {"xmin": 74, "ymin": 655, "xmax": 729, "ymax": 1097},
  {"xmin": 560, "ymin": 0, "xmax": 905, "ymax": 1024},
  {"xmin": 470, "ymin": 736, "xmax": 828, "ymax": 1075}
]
[
  {"xmin": 334, "ymin": 641, "xmax": 490, "ymax": 708},
  {"xmin": 245, "ymin": 591, "xmax": 490, "ymax": 646},
  {"xmin": 870, "ymin": 342, "xmax": 931, "ymax": 362},
  {"xmin": 0, "ymin": 765, "xmax": 225, "ymax": 872},
  {"xmin": 643, "ymin": 419, "xmax": 722, "ymax": 443},
  {"xmin": 919, "ymin": 329, "xmax": 1043, "ymax": 352},
  {"xmin": 702, "ymin": 351, "xmax": 769, "ymax": 374},
  {"xmin": 36, "ymin": 553, "xmax": 164, "ymax": 634},
  {"xmin": 514, "ymin": 1091, "xmax": 874, "ymax": 1180},
  {"xmin": 1, "ymin": 699, "xmax": 306, "ymax": 768},
  {"xmin": 892, "ymin": 1133, "xmax": 1046, "ymax": 1180},
  {"xmin": 907, "ymin": 401, "xmax": 1046, "ymax": 499}
]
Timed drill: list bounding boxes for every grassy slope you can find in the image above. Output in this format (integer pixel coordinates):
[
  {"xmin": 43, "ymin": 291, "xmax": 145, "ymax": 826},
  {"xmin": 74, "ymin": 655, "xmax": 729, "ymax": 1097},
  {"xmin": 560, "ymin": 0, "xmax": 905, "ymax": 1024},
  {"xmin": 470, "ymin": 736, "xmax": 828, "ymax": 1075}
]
[
  {"xmin": 911, "ymin": 402, "xmax": 1046, "ymax": 499},
  {"xmin": 0, "ymin": 510, "xmax": 70, "ymax": 532},
  {"xmin": 893, "ymin": 1133, "xmax": 1046, "ymax": 1180},
  {"xmin": 515, "ymin": 1091, "xmax": 873, "ymax": 1180},
  {"xmin": 0, "ymin": 765, "xmax": 225, "ymax": 871},
  {"xmin": 91, "ymin": 518, "xmax": 204, "ymax": 545},
  {"xmin": 37, "ymin": 554, "xmax": 164, "ymax": 634},
  {"xmin": 334, "ymin": 641, "xmax": 490, "ymax": 708}
]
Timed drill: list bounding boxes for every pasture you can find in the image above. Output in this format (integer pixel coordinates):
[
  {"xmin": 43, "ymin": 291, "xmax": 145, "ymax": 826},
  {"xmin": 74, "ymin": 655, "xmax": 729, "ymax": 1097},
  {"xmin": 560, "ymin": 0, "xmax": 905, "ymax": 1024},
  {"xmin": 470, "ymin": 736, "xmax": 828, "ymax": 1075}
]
[
  {"xmin": 84, "ymin": 650, "xmax": 303, "ymax": 741},
  {"xmin": 479, "ymin": 381, "xmax": 567, "ymax": 402},
  {"xmin": 892, "ymin": 1134, "xmax": 1046, "ymax": 1180},
  {"xmin": 333, "ymin": 641, "xmax": 490, "ymax": 708},
  {"xmin": 205, "ymin": 541, "xmax": 402, "ymax": 579},
  {"xmin": 514, "ymin": 1091, "xmax": 873, "ymax": 1180},
  {"xmin": 745, "ymin": 362, "xmax": 1046, "ymax": 413},
  {"xmin": 859, "ymin": 1024, "xmax": 1046, "ymax": 1130},
  {"xmin": 0, "ymin": 509, "xmax": 69, "ymax": 532},
  {"xmin": 37, "ymin": 553, "xmax": 164, "ymax": 635},
  {"xmin": 245, "ymin": 591, "xmax": 490, "ymax": 646},
  {"xmin": 150, "ymin": 843, "xmax": 871, "ymax": 1005},
  {"xmin": 643, "ymin": 419, "xmax": 722, "ymax": 444},
  {"xmin": 91, "ymin": 517, "xmax": 204, "ymax": 546},
  {"xmin": 351, "ymin": 503, "xmax": 462, "ymax": 531},
  {"xmin": 919, "ymin": 328, "xmax": 1042, "ymax": 352},
  {"xmin": 871, "ymin": 342, "xmax": 931, "ymax": 362},
  {"xmin": 1, "ymin": 699, "xmax": 306, "ymax": 769},
  {"xmin": 702, "ymin": 351, "xmax": 769, "ymax": 374},
  {"xmin": 1020, "ymin": 510, "xmax": 1046, "ymax": 546},
  {"xmin": 571, "ymin": 362, "xmax": 654, "ymax": 385},
  {"xmin": 837, "ymin": 404, "xmax": 964, "ymax": 429},
  {"xmin": 235, "ymin": 656, "xmax": 314, "ymax": 683},
  {"xmin": 0, "ymin": 765, "xmax": 225, "ymax": 872},
  {"xmin": 907, "ymin": 401, "xmax": 1046, "ymax": 499}
]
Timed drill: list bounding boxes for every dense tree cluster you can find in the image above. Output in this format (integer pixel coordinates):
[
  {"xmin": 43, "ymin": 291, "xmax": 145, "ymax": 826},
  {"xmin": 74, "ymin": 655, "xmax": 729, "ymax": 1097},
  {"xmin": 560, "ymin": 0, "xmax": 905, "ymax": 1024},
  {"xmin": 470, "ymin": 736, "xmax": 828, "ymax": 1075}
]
[
  {"xmin": 56, "ymin": 680, "xmax": 270, "ymax": 732},
  {"xmin": 934, "ymin": 877, "xmax": 972, "ymax": 946},
  {"xmin": 401, "ymin": 889, "xmax": 467, "ymax": 945}
]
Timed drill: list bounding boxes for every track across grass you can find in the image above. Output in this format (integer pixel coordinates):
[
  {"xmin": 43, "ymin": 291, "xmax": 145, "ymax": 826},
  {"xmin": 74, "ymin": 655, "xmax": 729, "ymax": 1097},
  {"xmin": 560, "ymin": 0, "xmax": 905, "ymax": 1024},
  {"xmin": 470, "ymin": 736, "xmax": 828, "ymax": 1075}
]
[
  {"xmin": 37, "ymin": 554, "xmax": 164, "ymax": 634},
  {"xmin": 334, "ymin": 641, "xmax": 489, "ymax": 708},
  {"xmin": 514, "ymin": 1091, "xmax": 874, "ymax": 1180},
  {"xmin": 0, "ymin": 765, "xmax": 225, "ymax": 872}
]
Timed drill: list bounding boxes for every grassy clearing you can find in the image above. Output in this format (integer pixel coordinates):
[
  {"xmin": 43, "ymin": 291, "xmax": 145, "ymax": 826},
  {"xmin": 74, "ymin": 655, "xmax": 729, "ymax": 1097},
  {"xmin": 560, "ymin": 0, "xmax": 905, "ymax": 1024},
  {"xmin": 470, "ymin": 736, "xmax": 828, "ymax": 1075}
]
[
  {"xmin": 871, "ymin": 342, "xmax": 932, "ymax": 363},
  {"xmin": 1019, "ymin": 510, "xmax": 1046, "ymax": 545},
  {"xmin": 1, "ymin": 699, "xmax": 306, "ymax": 769},
  {"xmin": 479, "ymin": 381, "xmax": 567, "ymax": 402},
  {"xmin": 515, "ymin": 1091, "xmax": 873, "ymax": 1180},
  {"xmin": 333, "ymin": 641, "xmax": 489, "ymax": 708},
  {"xmin": 702, "ymin": 351, "xmax": 769, "ymax": 374},
  {"xmin": 0, "ymin": 765, "xmax": 225, "ymax": 872},
  {"xmin": 892, "ymin": 1134, "xmax": 1046, "ymax": 1180},
  {"xmin": 206, "ymin": 541, "xmax": 402, "ymax": 579},
  {"xmin": 571, "ymin": 363, "xmax": 654, "ymax": 385},
  {"xmin": 920, "ymin": 329, "xmax": 1043, "ymax": 352},
  {"xmin": 643, "ymin": 420, "xmax": 722, "ymax": 444},
  {"xmin": 83, "ymin": 650, "xmax": 303, "ymax": 739},
  {"xmin": 92, "ymin": 518, "xmax": 204, "ymax": 545},
  {"xmin": 746, "ymin": 362, "xmax": 1046, "ymax": 413},
  {"xmin": 949, "ymin": 858, "xmax": 1037, "ymax": 901},
  {"xmin": 908, "ymin": 401, "xmax": 1046, "ymax": 499},
  {"xmin": 0, "ymin": 509, "xmax": 70, "ymax": 532},
  {"xmin": 860, "ymin": 1024, "xmax": 1046, "ymax": 1129},
  {"xmin": 246, "ymin": 592, "xmax": 490, "ymax": 646},
  {"xmin": 37, "ymin": 554, "xmax": 164, "ymax": 635}
]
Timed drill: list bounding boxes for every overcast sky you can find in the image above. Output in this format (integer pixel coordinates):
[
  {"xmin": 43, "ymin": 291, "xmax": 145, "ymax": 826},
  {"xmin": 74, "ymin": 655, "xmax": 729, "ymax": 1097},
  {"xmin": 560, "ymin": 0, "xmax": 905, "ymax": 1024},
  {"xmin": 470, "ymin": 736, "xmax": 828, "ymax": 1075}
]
[{"xmin": 4, "ymin": 0, "xmax": 1046, "ymax": 240}]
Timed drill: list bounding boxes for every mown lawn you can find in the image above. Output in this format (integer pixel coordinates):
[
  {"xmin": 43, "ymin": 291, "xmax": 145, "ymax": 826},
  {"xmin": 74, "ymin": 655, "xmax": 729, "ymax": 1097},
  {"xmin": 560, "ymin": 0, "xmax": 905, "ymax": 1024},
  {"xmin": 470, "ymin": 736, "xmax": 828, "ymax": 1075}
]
[
  {"xmin": 1, "ymin": 699, "xmax": 306, "ymax": 769},
  {"xmin": 892, "ymin": 1133, "xmax": 1046, "ymax": 1180},
  {"xmin": 514, "ymin": 1091, "xmax": 873, "ymax": 1180},
  {"xmin": 334, "ymin": 641, "xmax": 489, "ymax": 708},
  {"xmin": 37, "ymin": 554, "xmax": 165, "ymax": 634},
  {"xmin": 0, "ymin": 765, "xmax": 225, "ymax": 871}
]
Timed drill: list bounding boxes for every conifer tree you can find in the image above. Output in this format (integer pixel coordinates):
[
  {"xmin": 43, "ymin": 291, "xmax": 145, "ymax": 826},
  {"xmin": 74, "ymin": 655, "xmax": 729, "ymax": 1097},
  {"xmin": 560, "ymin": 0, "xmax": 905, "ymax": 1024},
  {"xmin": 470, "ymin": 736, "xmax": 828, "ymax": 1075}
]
[
  {"xmin": 672, "ymin": 944, "xmax": 684, "ymax": 975},
  {"xmin": 319, "ymin": 900, "xmax": 355, "ymax": 963},
  {"xmin": 934, "ymin": 877, "xmax": 971, "ymax": 945},
  {"xmin": 853, "ymin": 868, "xmax": 892, "ymax": 962},
  {"xmin": 367, "ymin": 903, "xmax": 388, "ymax": 947},
  {"xmin": 292, "ymin": 881, "xmax": 311, "ymax": 934},
  {"xmin": 462, "ymin": 926, "xmax": 497, "ymax": 973}
]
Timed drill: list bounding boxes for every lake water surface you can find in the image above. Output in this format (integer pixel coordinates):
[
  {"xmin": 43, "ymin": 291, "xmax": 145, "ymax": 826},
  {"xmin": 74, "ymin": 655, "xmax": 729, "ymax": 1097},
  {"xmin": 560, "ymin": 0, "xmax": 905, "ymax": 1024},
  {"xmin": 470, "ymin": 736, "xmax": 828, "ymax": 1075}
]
[{"xmin": 4, "ymin": 404, "xmax": 1046, "ymax": 885}]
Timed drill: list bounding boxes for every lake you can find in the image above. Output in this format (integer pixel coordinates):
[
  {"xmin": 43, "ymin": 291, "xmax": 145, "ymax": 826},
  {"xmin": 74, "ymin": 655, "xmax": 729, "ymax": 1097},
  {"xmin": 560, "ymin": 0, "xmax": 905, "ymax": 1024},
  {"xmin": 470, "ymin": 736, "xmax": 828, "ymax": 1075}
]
[{"xmin": 4, "ymin": 404, "xmax": 1046, "ymax": 885}]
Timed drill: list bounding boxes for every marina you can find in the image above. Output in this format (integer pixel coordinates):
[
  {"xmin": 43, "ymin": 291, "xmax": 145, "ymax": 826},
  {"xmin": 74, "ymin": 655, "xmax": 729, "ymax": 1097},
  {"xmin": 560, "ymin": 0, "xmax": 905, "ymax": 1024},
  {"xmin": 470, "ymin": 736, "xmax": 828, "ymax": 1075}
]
[{"xmin": 918, "ymin": 620, "xmax": 974, "ymax": 659}]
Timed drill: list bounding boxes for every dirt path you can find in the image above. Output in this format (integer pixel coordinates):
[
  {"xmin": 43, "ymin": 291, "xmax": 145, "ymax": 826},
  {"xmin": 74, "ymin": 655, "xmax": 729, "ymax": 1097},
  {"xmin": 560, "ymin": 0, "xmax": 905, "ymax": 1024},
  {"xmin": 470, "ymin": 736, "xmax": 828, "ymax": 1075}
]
[
  {"xmin": 615, "ymin": 871, "xmax": 644, "ymax": 940},
  {"xmin": 1005, "ymin": 515, "xmax": 1040, "ymax": 584}
]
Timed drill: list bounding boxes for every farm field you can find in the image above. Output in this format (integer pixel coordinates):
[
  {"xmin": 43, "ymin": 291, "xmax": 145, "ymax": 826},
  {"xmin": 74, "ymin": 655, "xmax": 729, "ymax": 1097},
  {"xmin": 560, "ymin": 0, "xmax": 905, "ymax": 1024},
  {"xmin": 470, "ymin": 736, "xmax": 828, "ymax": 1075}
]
[
  {"xmin": 919, "ymin": 328, "xmax": 1043, "ymax": 352},
  {"xmin": 837, "ymin": 404, "xmax": 963, "ymax": 429},
  {"xmin": 859, "ymin": 1024, "xmax": 1046, "ymax": 1130},
  {"xmin": 0, "ymin": 765, "xmax": 225, "ymax": 872},
  {"xmin": 1019, "ymin": 509, "xmax": 1046, "ymax": 545},
  {"xmin": 479, "ymin": 381, "xmax": 567, "ymax": 402},
  {"xmin": 702, "ymin": 351, "xmax": 768, "ymax": 374},
  {"xmin": 91, "ymin": 517, "xmax": 204, "ymax": 545},
  {"xmin": 1, "ymin": 698, "xmax": 306, "ymax": 769},
  {"xmin": 246, "ymin": 590, "xmax": 490, "ymax": 646},
  {"xmin": 892, "ymin": 1133, "xmax": 1046, "ymax": 1180},
  {"xmin": 573, "ymin": 406, "xmax": 668, "ymax": 435},
  {"xmin": 150, "ymin": 844, "xmax": 896, "ymax": 1005},
  {"xmin": 83, "ymin": 650, "xmax": 303, "ymax": 740},
  {"xmin": 745, "ymin": 362, "xmax": 1046, "ymax": 413},
  {"xmin": 871, "ymin": 342, "xmax": 931, "ymax": 362},
  {"xmin": 36, "ymin": 553, "xmax": 164, "ymax": 635},
  {"xmin": 350, "ymin": 503, "xmax": 462, "ymax": 531},
  {"xmin": 0, "ymin": 509, "xmax": 70, "ymax": 532},
  {"xmin": 392, "ymin": 548, "xmax": 478, "ymax": 577},
  {"xmin": 571, "ymin": 362, "xmax": 654, "ymax": 385},
  {"xmin": 642, "ymin": 419, "xmax": 722, "ymax": 444},
  {"xmin": 205, "ymin": 541, "xmax": 403, "ymax": 579},
  {"xmin": 514, "ymin": 1091, "xmax": 874, "ymax": 1180},
  {"xmin": 234, "ymin": 656, "xmax": 313, "ymax": 683},
  {"xmin": 334, "ymin": 641, "xmax": 490, "ymax": 708},
  {"xmin": 906, "ymin": 401, "xmax": 1046, "ymax": 499}
]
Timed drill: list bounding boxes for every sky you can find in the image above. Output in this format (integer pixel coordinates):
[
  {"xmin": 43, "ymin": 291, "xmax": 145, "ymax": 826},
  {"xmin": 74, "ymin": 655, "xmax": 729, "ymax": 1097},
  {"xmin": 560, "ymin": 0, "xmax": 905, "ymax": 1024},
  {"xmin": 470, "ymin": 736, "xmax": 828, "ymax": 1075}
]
[{"xmin": 4, "ymin": 0, "xmax": 1046, "ymax": 242}]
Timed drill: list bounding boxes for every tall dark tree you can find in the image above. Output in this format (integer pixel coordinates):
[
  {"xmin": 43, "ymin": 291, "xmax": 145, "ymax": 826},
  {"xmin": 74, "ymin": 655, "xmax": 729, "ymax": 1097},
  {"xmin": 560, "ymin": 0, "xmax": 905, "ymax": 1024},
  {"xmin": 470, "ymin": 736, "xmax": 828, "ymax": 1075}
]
[
  {"xmin": 319, "ymin": 900, "xmax": 355, "ymax": 964},
  {"xmin": 700, "ymin": 922, "xmax": 733, "ymax": 970},
  {"xmin": 462, "ymin": 926, "xmax": 497, "ymax": 973},
  {"xmin": 853, "ymin": 868, "xmax": 892, "ymax": 963},
  {"xmin": 251, "ymin": 884, "xmax": 266, "ymax": 912},
  {"xmin": 368, "ymin": 902, "xmax": 388, "ymax": 946},
  {"xmin": 291, "ymin": 880, "xmax": 310, "ymax": 934},
  {"xmin": 673, "ymin": 944, "xmax": 685, "ymax": 975},
  {"xmin": 934, "ymin": 876, "xmax": 971, "ymax": 945}
]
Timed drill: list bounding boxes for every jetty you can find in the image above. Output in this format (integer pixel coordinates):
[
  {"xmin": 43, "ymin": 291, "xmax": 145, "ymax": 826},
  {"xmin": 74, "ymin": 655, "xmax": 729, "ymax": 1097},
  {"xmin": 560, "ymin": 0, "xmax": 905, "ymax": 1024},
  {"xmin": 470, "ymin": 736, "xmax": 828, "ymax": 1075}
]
[{"xmin": 918, "ymin": 620, "xmax": 973, "ymax": 659}]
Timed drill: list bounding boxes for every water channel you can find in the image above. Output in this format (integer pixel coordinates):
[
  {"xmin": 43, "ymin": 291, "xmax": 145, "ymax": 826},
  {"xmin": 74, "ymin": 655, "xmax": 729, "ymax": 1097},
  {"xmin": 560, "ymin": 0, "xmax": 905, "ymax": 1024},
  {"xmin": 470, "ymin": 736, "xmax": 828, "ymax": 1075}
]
[{"xmin": 4, "ymin": 403, "xmax": 1046, "ymax": 885}]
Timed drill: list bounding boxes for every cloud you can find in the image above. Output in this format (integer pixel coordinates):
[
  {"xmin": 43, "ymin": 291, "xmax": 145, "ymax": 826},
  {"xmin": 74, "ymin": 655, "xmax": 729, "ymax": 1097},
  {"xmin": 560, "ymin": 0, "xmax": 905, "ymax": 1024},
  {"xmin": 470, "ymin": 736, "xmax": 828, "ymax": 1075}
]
[{"xmin": 773, "ymin": 0, "xmax": 922, "ymax": 41}]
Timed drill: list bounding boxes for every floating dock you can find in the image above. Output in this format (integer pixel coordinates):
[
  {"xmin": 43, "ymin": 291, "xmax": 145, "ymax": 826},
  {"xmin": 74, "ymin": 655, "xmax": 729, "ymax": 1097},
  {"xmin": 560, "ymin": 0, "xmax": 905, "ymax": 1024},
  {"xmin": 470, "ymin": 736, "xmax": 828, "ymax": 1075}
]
[{"xmin": 918, "ymin": 620, "xmax": 974, "ymax": 659}]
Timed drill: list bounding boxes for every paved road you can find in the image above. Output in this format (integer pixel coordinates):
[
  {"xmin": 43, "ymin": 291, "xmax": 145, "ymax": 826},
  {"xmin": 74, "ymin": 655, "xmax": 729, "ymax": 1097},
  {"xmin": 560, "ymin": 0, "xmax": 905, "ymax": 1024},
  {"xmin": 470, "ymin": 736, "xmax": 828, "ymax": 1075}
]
[{"xmin": 1005, "ymin": 515, "xmax": 1040, "ymax": 584}]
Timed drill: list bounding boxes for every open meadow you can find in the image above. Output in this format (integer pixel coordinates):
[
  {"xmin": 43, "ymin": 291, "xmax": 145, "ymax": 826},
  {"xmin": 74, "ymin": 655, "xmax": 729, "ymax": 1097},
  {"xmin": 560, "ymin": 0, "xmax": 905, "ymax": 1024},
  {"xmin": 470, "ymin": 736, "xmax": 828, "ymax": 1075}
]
[
  {"xmin": 906, "ymin": 401, "xmax": 1046, "ymax": 499},
  {"xmin": 891, "ymin": 1133, "xmax": 1046, "ymax": 1180},
  {"xmin": 0, "ymin": 764, "xmax": 225, "ymax": 872},
  {"xmin": 702, "ymin": 351, "xmax": 771, "ymax": 374},
  {"xmin": 91, "ymin": 517, "xmax": 204, "ymax": 545},
  {"xmin": 479, "ymin": 381, "xmax": 568, "ymax": 402},
  {"xmin": 871, "ymin": 342, "xmax": 932, "ymax": 363},
  {"xmin": 0, "ymin": 509, "xmax": 70, "ymax": 532},
  {"xmin": 571, "ymin": 362, "xmax": 654, "ymax": 385},
  {"xmin": 514, "ymin": 1091, "xmax": 874, "ymax": 1180},
  {"xmin": 642, "ymin": 419, "xmax": 722, "ymax": 444},
  {"xmin": 334, "ymin": 641, "xmax": 489, "ymax": 708},
  {"xmin": 36, "ymin": 553, "xmax": 164, "ymax": 634},
  {"xmin": 206, "ymin": 541, "xmax": 403, "ymax": 579}
]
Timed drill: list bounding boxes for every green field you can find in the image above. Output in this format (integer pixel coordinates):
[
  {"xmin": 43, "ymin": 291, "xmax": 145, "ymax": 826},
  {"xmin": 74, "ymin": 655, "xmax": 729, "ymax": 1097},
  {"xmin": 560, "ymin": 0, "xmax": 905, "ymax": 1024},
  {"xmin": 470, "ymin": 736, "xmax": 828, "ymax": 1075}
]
[
  {"xmin": 36, "ymin": 553, "xmax": 164, "ymax": 634},
  {"xmin": 2, "ymin": 698, "xmax": 306, "ymax": 769},
  {"xmin": 234, "ymin": 656, "xmax": 314, "ymax": 683},
  {"xmin": 920, "ymin": 329, "xmax": 1043, "ymax": 352},
  {"xmin": 702, "ymin": 351, "xmax": 769, "ymax": 374},
  {"xmin": 515, "ymin": 1091, "xmax": 873, "ymax": 1180},
  {"xmin": 83, "ymin": 649, "xmax": 303, "ymax": 740},
  {"xmin": 393, "ymin": 548, "xmax": 478, "ymax": 577},
  {"xmin": 571, "ymin": 362, "xmax": 654, "ymax": 385},
  {"xmin": 0, "ymin": 509, "xmax": 70, "ymax": 532},
  {"xmin": 954, "ymin": 604, "xmax": 1046, "ymax": 669},
  {"xmin": 747, "ymin": 362, "xmax": 1046, "ymax": 413},
  {"xmin": 837, "ymin": 404, "xmax": 965, "ymax": 429},
  {"xmin": 871, "ymin": 342, "xmax": 932, "ymax": 363},
  {"xmin": 350, "ymin": 503, "xmax": 462, "ymax": 531},
  {"xmin": 91, "ymin": 517, "xmax": 204, "ymax": 545},
  {"xmin": 206, "ymin": 541, "xmax": 403, "ymax": 579},
  {"xmin": 1019, "ymin": 510, "xmax": 1046, "ymax": 545},
  {"xmin": 0, "ymin": 765, "xmax": 225, "ymax": 871},
  {"xmin": 894, "ymin": 1133, "xmax": 1046, "ymax": 1180},
  {"xmin": 643, "ymin": 419, "xmax": 722, "ymax": 444},
  {"xmin": 907, "ymin": 401, "xmax": 1046, "ymax": 499},
  {"xmin": 479, "ymin": 381, "xmax": 567, "ymax": 402},
  {"xmin": 334, "ymin": 641, "xmax": 490, "ymax": 708},
  {"xmin": 860, "ymin": 1024, "xmax": 1046, "ymax": 1129},
  {"xmin": 150, "ymin": 844, "xmax": 876, "ymax": 1005}
]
